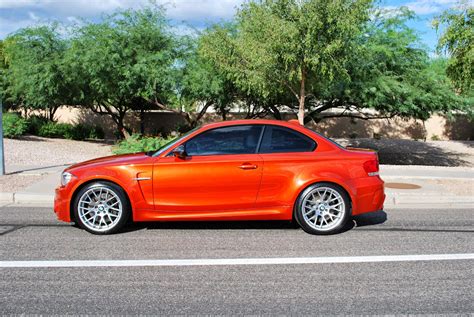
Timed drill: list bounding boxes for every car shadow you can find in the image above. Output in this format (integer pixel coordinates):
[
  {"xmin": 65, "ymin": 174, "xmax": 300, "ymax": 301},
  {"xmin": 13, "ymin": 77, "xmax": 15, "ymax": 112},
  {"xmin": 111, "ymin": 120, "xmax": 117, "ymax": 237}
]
[
  {"xmin": 352, "ymin": 210, "xmax": 388, "ymax": 227},
  {"xmin": 119, "ymin": 210, "xmax": 388, "ymax": 234},
  {"xmin": 122, "ymin": 220, "xmax": 299, "ymax": 232}
]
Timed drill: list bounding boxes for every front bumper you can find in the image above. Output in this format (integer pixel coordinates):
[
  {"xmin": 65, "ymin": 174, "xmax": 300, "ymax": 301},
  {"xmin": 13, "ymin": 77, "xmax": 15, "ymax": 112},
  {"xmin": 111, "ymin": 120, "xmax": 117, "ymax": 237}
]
[{"xmin": 54, "ymin": 186, "xmax": 71, "ymax": 222}]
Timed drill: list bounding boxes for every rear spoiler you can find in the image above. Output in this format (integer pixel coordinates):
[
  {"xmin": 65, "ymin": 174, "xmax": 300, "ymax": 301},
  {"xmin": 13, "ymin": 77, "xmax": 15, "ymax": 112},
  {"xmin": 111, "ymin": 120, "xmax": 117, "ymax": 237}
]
[{"xmin": 345, "ymin": 146, "xmax": 377, "ymax": 153}]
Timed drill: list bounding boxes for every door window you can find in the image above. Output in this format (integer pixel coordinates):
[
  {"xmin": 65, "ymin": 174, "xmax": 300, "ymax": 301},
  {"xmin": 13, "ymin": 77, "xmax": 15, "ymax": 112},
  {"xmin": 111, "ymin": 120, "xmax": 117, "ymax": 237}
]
[
  {"xmin": 185, "ymin": 125, "xmax": 263, "ymax": 156},
  {"xmin": 259, "ymin": 126, "xmax": 316, "ymax": 153}
]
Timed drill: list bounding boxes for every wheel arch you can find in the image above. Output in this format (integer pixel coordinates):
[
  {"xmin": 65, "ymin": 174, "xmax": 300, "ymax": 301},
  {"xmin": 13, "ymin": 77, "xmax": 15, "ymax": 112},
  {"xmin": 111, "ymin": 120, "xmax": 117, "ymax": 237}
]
[
  {"xmin": 292, "ymin": 180, "xmax": 353, "ymax": 221},
  {"xmin": 69, "ymin": 178, "xmax": 132, "ymax": 223}
]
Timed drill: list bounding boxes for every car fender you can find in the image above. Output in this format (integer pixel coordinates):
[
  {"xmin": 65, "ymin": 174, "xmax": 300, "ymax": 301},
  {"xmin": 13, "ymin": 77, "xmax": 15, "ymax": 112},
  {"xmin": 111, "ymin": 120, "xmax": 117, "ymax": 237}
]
[{"xmin": 292, "ymin": 174, "xmax": 357, "ymax": 212}]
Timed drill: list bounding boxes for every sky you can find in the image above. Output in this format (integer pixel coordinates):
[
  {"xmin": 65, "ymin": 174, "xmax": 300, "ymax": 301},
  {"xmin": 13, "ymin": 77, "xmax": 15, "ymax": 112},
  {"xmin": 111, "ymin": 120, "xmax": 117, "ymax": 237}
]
[{"xmin": 0, "ymin": 0, "xmax": 471, "ymax": 53}]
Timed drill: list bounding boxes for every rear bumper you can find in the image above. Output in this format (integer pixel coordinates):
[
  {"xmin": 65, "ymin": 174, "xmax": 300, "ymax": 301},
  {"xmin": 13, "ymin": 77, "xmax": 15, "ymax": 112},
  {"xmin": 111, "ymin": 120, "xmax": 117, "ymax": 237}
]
[
  {"xmin": 54, "ymin": 186, "xmax": 71, "ymax": 222},
  {"xmin": 351, "ymin": 176, "xmax": 385, "ymax": 215}
]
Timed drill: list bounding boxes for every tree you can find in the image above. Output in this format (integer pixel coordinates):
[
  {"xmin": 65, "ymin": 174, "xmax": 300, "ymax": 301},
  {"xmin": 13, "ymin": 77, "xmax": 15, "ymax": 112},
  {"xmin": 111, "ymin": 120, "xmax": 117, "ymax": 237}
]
[
  {"xmin": 66, "ymin": 6, "xmax": 179, "ymax": 137},
  {"xmin": 311, "ymin": 7, "xmax": 471, "ymax": 122},
  {"xmin": 201, "ymin": 4, "xmax": 471, "ymax": 123},
  {"xmin": 434, "ymin": 2, "xmax": 473, "ymax": 93},
  {"xmin": 200, "ymin": 0, "xmax": 373, "ymax": 124},
  {"xmin": 1, "ymin": 25, "xmax": 72, "ymax": 120}
]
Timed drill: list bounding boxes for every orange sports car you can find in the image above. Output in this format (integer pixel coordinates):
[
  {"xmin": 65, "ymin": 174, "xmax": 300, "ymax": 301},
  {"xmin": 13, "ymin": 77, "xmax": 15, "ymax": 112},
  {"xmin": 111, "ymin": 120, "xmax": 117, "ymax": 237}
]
[{"xmin": 54, "ymin": 119, "xmax": 385, "ymax": 235}]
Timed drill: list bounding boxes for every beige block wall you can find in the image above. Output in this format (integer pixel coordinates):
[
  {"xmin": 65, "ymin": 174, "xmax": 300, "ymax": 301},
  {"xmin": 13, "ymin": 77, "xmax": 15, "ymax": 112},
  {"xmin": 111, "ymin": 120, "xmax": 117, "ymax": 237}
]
[{"xmin": 53, "ymin": 106, "xmax": 473, "ymax": 141}]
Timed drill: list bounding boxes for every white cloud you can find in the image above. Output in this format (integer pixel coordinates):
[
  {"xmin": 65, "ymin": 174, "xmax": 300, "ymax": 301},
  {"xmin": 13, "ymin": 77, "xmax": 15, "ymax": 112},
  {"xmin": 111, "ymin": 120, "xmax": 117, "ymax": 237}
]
[
  {"xmin": 0, "ymin": 0, "xmax": 46, "ymax": 9},
  {"xmin": 167, "ymin": 0, "xmax": 243, "ymax": 21},
  {"xmin": 401, "ymin": 0, "xmax": 465, "ymax": 15},
  {"xmin": 0, "ymin": 0, "xmax": 243, "ymax": 20},
  {"xmin": 28, "ymin": 11, "xmax": 40, "ymax": 21},
  {"xmin": 0, "ymin": 0, "xmax": 243, "ymax": 38}
]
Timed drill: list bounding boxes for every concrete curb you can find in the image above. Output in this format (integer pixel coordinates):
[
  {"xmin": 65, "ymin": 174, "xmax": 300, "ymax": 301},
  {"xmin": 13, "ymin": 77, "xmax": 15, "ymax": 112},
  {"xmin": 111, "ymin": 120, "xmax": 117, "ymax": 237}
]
[
  {"xmin": 0, "ymin": 191, "xmax": 472, "ymax": 209},
  {"xmin": 0, "ymin": 192, "xmax": 55, "ymax": 206},
  {"xmin": 384, "ymin": 193, "xmax": 473, "ymax": 208}
]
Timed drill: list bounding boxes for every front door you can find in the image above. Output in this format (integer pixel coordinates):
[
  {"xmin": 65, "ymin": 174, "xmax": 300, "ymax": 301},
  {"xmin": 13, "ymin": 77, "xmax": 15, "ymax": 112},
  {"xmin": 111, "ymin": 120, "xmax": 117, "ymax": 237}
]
[{"xmin": 153, "ymin": 125, "xmax": 264, "ymax": 212}]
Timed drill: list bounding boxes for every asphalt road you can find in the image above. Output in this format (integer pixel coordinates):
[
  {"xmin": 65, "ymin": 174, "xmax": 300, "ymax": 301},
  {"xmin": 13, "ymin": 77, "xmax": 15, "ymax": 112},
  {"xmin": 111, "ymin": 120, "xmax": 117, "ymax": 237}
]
[{"xmin": 0, "ymin": 205, "xmax": 473, "ymax": 315}]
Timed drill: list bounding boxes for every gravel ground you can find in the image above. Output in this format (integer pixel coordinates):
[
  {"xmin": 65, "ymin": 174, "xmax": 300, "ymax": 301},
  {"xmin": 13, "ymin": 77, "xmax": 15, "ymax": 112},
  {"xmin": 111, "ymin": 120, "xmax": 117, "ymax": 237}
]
[
  {"xmin": 0, "ymin": 174, "xmax": 44, "ymax": 192},
  {"xmin": 1, "ymin": 136, "xmax": 112, "ymax": 192},
  {"xmin": 4, "ymin": 136, "xmax": 112, "ymax": 167}
]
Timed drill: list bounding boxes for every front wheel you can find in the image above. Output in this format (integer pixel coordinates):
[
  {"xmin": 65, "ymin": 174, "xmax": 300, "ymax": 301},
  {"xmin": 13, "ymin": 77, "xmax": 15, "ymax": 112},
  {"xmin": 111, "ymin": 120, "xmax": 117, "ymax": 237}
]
[
  {"xmin": 73, "ymin": 181, "xmax": 130, "ymax": 234},
  {"xmin": 294, "ymin": 183, "xmax": 351, "ymax": 235}
]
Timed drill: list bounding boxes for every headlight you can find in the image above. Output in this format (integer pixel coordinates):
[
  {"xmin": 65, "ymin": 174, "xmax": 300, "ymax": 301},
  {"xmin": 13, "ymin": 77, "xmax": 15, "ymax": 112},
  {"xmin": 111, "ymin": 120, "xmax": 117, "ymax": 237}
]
[{"xmin": 61, "ymin": 172, "xmax": 74, "ymax": 186}]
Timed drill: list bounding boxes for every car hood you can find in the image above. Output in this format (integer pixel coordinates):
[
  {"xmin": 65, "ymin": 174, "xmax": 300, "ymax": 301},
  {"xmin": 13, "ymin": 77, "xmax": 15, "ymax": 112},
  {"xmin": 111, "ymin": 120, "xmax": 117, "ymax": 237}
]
[{"xmin": 65, "ymin": 153, "xmax": 149, "ymax": 172}]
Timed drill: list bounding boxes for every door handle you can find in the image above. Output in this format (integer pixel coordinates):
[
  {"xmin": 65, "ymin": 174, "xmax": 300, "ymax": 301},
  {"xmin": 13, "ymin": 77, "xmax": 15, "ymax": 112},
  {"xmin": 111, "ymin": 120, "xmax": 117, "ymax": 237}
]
[{"xmin": 239, "ymin": 163, "xmax": 258, "ymax": 170}]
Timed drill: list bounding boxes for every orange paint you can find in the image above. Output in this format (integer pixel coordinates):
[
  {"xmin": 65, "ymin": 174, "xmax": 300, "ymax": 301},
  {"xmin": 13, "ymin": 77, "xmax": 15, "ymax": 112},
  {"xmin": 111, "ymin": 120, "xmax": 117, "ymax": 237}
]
[{"xmin": 54, "ymin": 119, "xmax": 385, "ymax": 223}]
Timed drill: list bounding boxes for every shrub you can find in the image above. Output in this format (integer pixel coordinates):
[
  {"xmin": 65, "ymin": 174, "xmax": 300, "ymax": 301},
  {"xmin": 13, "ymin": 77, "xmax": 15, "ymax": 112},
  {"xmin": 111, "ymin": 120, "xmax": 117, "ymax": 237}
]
[
  {"xmin": 37, "ymin": 121, "xmax": 105, "ymax": 140},
  {"xmin": 26, "ymin": 115, "xmax": 49, "ymax": 135},
  {"xmin": 38, "ymin": 122, "xmax": 72, "ymax": 138},
  {"xmin": 2, "ymin": 113, "xmax": 28, "ymax": 138},
  {"xmin": 87, "ymin": 126, "xmax": 105, "ymax": 140},
  {"xmin": 113, "ymin": 134, "xmax": 176, "ymax": 155},
  {"xmin": 66, "ymin": 124, "xmax": 105, "ymax": 140}
]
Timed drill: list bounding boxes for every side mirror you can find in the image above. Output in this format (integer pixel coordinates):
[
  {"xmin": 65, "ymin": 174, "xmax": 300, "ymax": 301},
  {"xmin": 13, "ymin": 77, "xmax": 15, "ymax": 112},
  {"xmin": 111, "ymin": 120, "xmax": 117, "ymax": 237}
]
[{"xmin": 172, "ymin": 145, "xmax": 187, "ymax": 159}]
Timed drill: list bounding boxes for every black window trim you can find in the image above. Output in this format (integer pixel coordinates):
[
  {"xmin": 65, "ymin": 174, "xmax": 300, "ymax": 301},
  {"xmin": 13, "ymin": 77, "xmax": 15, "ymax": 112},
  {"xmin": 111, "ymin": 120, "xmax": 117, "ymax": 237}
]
[
  {"xmin": 257, "ymin": 125, "xmax": 317, "ymax": 154},
  {"xmin": 179, "ymin": 124, "xmax": 266, "ymax": 157},
  {"xmin": 167, "ymin": 123, "xmax": 317, "ymax": 157}
]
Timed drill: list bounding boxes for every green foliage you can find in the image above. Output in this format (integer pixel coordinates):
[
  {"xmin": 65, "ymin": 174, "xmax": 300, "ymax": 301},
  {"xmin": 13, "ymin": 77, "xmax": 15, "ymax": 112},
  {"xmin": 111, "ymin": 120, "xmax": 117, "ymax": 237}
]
[
  {"xmin": 326, "ymin": 9, "xmax": 471, "ymax": 121},
  {"xmin": 26, "ymin": 115, "xmax": 49, "ymax": 134},
  {"xmin": 66, "ymin": 5, "xmax": 179, "ymax": 137},
  {"xmin": 37, "ymin": 121, "xmax": 104, "ymax": 140},
  {"xmin": 201, "ymin": 3, "xmax": 471, "ymax": 122},
  {"xmin": 1, "ymin": 2, "xmax": 471, "ymax": 135},
  {"xmin": 38, "ymin": 122, "xmax": 72, "ymax": 138},
  {"xmin": 434, "ymin": 4, "xmax": 473, "ymax": 93},
  {"xmin": 200, "ymin": 0, "xmax": 374, "ymax": 123},
  {"xmin": 1, "ymin": 25, "xmax": 73, "ymax": 120},
  {"xmin": 112, "ymin": 134, "xmax": 176, "ymax": 154},
  {"xmin": 2, "ymin": 112, "xmax": 28, "ymax": 138}
]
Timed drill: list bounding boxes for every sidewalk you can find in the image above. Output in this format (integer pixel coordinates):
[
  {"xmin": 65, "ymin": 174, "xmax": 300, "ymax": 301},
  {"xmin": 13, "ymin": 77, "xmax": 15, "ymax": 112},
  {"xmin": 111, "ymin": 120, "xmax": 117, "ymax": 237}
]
[
  {"xmin": 380, "ymin": 165, "xmax": 473, "ymax": 208},
  {"xmin": 1, "ymin": 164, "xmax": 472, "ymax": 209}
]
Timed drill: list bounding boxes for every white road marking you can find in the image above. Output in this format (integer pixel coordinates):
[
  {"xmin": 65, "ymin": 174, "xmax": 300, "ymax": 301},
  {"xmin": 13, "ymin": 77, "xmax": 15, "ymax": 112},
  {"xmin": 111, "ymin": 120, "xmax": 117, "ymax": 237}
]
[{"xmin": 1, "ymin": 253, "xmax": 473, "ymax": 268}]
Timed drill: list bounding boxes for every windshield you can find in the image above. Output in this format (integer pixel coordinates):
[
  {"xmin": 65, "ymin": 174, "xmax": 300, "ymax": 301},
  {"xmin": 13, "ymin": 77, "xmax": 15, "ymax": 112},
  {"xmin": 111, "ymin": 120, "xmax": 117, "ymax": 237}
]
[{"xmin": 152, "ymin": 127, "xmax": 199, "ymax": 157}]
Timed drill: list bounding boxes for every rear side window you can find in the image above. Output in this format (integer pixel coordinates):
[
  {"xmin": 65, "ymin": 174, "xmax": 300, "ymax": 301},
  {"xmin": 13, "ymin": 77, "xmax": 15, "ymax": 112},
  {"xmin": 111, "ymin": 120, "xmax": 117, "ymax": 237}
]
[
  {"xmin": 185, "ymin": 125, "xmax": 263, "ymax": 156},
  {"xmin": 259, "ymin": 126, "xmax": 316, "ymax": 153}
]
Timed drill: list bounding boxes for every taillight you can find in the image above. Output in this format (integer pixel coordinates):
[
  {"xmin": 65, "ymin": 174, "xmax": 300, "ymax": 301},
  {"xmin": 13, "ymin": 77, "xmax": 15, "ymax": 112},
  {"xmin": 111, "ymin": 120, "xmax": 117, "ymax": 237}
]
[{"xmin": 363, "ymin": 159, "xmax": 379, "ymax": 176}]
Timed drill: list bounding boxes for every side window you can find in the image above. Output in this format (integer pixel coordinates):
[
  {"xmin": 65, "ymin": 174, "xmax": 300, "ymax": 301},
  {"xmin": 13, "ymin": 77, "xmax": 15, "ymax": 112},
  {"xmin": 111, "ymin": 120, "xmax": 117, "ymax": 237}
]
[
  {"xmin": 259, "ymin": 126, "xmax": 316, "ymax": 153},
  {"xmin": 185, "ymin": 125, "xmax": 263, "ymax": 156}
]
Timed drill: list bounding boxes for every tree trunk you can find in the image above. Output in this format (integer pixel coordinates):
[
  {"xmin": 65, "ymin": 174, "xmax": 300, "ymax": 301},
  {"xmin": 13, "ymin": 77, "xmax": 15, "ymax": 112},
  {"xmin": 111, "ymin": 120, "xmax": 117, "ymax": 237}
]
[
  {"xmin": 297, "ymin": 66, "xmax": 306, "ymax": 125},
  {"xmin": 139, "ymin": 108, "xmax": 145, "ymax": 135},
  {"xmin": 116, "ymin": 110, "xmax": 130, "ymax": 139},
  {"xmin": 48, "ymin": 106, "xmax": 59, "ymax": 122},
  {"xmin": 269, "ymin": 104, "xmax": 282, "ymax": 120}
]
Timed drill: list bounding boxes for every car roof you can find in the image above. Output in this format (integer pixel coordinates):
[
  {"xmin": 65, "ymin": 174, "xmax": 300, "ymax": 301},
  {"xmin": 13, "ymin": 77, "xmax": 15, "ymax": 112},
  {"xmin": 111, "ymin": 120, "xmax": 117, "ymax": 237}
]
[{"xmin": 202, "ymin": 119, "xmax": 302, "ymax": 130}]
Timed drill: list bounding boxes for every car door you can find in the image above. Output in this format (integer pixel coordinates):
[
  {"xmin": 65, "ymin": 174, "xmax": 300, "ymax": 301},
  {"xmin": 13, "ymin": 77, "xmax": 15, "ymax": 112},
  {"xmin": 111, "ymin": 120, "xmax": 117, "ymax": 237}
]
[
  {"xmin": 255, "ymin": 125, "xmax": 317, "ymax": 208},
  {"xmin": 153, "ymin": 125, "xmax": 264, "ymax": 212}
]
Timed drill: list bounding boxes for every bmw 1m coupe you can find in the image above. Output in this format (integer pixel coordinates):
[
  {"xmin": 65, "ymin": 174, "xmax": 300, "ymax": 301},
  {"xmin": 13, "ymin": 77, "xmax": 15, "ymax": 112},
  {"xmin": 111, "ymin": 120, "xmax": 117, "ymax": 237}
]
[{"xmin": 54, "ymin": 119, "xmax": 385, "ymax": 235}]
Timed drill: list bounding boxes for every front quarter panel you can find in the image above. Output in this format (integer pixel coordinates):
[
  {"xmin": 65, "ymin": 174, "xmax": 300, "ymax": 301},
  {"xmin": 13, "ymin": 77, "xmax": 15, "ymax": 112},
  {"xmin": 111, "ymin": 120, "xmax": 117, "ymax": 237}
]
[{"xmin": 55, "ymin": 156, "xmax": 155, "ymax": 222}]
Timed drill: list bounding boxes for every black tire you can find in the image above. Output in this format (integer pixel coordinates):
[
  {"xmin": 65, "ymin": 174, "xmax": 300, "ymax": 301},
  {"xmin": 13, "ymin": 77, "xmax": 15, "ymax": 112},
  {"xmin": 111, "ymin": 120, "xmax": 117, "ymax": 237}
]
[
  {"xmin": 294, "ymin": 182, "xmax": 351, "ymax": 235},
  {"xmin": 73, "ymin": 181, "xmax": 131, "ymax": 235}
]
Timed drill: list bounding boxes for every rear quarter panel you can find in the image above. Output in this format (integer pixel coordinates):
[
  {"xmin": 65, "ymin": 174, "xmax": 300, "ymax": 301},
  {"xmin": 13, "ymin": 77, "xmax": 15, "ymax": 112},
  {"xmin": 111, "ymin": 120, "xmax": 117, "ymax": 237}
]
[{"xmin": 256, "ymin": 147, "xmax": 380, "ymax": 218}]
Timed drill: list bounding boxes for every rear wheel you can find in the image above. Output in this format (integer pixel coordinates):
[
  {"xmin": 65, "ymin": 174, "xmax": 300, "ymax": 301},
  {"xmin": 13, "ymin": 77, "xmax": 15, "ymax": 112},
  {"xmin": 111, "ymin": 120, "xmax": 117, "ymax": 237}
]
[
  {"xmin": 73, "ymin": 181, "xmax": 130, "ymax": 235},
  {"xmin": 295, "ymin": 183, "xmax": 350, "ymax": 235}
]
